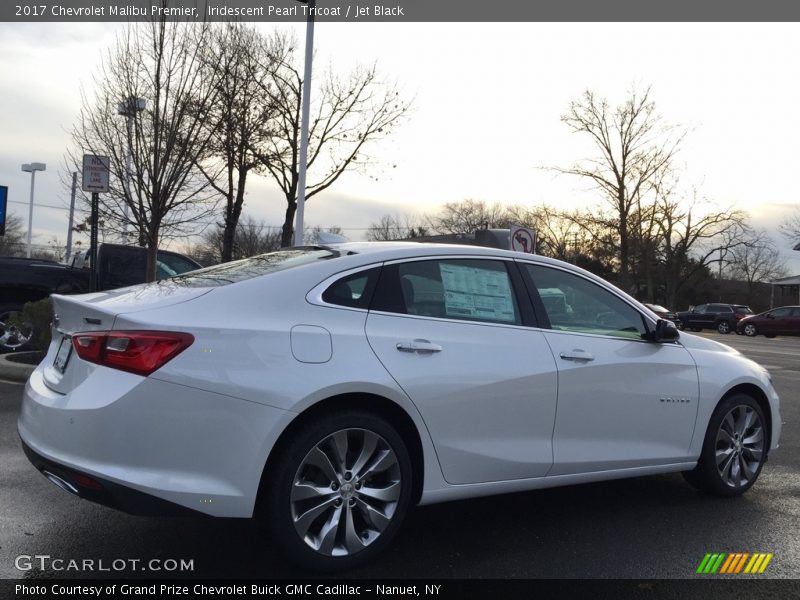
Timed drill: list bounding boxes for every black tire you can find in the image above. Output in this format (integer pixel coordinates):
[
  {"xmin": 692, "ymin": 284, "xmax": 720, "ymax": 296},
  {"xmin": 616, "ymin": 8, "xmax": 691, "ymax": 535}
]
[
  {"xmin": 765, "ymin": 335, "xmax": 776, "ymax": 339},
  {"xmin": 262, "ymin": 410, "xmax": 412, "ymax": 571},
  {"xmin": 716, "ymin": 320, "xmax": 732, "ymax": 334},
  {"xmin": 683, "ymin": 393, "xmax": 767, "ymax": 497},
  {"xmin": 742, "ymin": 323, "xmax": 758, "ymax": 337},
  {"xmin": 0, "ymin": 304, "xmax": 33, "ymax": 352},
  {"xmin": 691, "ymin": 327, "xmax": 702, "ymax": 332}
]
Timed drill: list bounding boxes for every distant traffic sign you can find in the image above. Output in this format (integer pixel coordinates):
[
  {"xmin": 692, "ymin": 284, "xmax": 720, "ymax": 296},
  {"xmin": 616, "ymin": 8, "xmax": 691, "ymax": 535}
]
[
  {"xmin": 82, "ymin": 155, "xmax": 110, "ymax": 193},
  {"xmin": 510, "ymin": 224, "xmax": 536, "ymax": 254}
]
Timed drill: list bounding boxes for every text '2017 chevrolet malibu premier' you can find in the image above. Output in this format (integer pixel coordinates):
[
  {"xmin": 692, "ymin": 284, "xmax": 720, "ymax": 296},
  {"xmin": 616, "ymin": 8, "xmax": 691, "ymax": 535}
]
[{"xmin": 19, "ymin": 242, "xmax": 780, "ymax": 570}]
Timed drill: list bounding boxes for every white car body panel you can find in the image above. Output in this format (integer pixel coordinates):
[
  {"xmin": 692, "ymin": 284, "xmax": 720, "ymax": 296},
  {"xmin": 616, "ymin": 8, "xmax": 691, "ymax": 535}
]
[
  {"xmin": 542, "ymin": 329, "xmax": 699, "ymax": 475},
  {"xmin": 18, "ymin": 242, "xmax": 780, "ymax": 518},
  {"xmin": 366, "ymin": 310, "xmax": 558, "ymax": 484}
]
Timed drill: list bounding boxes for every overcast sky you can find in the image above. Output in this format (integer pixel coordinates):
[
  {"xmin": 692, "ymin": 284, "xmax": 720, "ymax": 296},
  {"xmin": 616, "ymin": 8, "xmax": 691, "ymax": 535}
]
[{"xmin": 1, "ymin": 22, "xmax": 799, "ymax": 272}]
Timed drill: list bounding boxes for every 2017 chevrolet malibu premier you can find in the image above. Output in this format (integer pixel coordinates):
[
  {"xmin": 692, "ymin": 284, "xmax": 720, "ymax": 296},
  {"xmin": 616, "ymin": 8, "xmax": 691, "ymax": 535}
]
[{"xmin": 19, "ymin": 243, "xmax": 780, "ymax": 570}]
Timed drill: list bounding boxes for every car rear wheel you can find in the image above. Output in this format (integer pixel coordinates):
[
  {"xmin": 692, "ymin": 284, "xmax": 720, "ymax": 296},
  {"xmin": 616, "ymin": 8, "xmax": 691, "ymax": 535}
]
[
  {"xmin": 716, "ymin": 320, "xmax": 732, "ymax": 334},
  {"xmin": 263, "ymin": 410, "xmax": 412, "ymax": 571},
  {"xmin": 743, "ymin": 323, "xmax": 757, "ymax": 337},
  {"xmin": 683, "ymin": 394, "xmax": 767, "ymax": 497}
]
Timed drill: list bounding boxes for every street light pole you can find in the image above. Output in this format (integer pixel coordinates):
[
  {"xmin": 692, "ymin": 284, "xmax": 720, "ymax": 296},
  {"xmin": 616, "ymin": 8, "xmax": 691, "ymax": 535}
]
[
  {"xmin": 294, "ymin": 0, "xmax": 316, "ymax": 246},
  {"xmin": 21, "ymin": 162, "xmax": 46, "ymax": 258},
  {"xmin": 117, "ymin": 96, "xmax": 146, "ymax": 245}
]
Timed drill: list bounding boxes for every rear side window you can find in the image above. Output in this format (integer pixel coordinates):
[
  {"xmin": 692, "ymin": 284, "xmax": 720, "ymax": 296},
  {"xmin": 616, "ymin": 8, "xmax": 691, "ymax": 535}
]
[
  {"xmin": 322, "ymin": 267, "xmax": 381, "ymax": 309},
  {"xmin": 372, "ymin": 259, "xmax": 521, "ymax": 325},
  {"xmin": 168, "ymin": 249, "xmax": 337, "ymax": 288}
]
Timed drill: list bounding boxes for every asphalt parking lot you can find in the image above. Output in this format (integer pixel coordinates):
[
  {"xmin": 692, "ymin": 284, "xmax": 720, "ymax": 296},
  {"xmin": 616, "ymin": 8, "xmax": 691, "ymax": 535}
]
[{"xmin": 1, "ymin": 331, "xmax": 798, "ymax": 580}]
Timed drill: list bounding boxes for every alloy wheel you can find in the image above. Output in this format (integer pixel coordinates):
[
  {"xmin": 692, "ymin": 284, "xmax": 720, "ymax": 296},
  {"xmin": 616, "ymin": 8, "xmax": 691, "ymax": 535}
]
[
  {"xmin": 0, "ymin": 311, "xmax": 34, "ymax": 351},
  {"xmin": 290, "ymin": 428, "xmax": 401, "ymax": 557},
  {"xmin": 715, "ymin": 405, "xmax": 764, "ymax": 489},
  {"xmin": 743, "ymin": 323, "xmax": 757, "ymax": 337},
  {"xmin": 717, "ymin": 321, "xmax": 731, "ymax": 334}
]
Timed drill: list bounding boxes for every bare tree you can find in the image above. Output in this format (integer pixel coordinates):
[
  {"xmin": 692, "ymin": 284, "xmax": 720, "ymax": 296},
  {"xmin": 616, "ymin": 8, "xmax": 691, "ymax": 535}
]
[
  {"xmin": 0, "ymin": 214, "xmax": 26, "ymax": 257},
  {"xmin": 367, "ymin": 213, "xmax": 428, "ymax": 241},
  {"xmin": 779, "ymin": 209, "xmax": 800, "ymax": 250},
  {"xmin": 251, "ymin": 57, "xmax": 411, "ymax": 247},
  {"xmin": 196, "ymin": 25, "xmax": 289, "ymax": 263},
  {"xmin": 555, "ymin": 87, "xmax": 682, "ymax": 292},
  {"xmin": 428, "ymin": 199, "xmax": 510, "ymax": 235},
  {"xmin": 69, "ymin": 16, "xmax": 221, "ymax": 281},
  {"xmin": 190, "ymin": 215, "xmax": 282, "ymax": 265},
  {"xmin": 657, "ymin": 195, "xmax": 749, "ymax": 308},
  {"xmin": 305, "ymin": 225, "xmax": 344, "ymax": 245},
  {"xmin": 728, "ymin": 231, "xmax": 788, "ymax": 302}
]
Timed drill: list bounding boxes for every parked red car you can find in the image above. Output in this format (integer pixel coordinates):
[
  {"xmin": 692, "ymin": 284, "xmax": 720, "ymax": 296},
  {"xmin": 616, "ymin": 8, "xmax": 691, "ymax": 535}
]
[{"xmin": 736, "ymin": 306, "xmax": 800, "ymax": 337}]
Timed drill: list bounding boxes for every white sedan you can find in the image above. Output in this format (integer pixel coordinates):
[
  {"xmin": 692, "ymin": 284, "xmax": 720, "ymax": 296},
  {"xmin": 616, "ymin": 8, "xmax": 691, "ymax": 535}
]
[{"xmin": 18, "ymin": 242, "xmax": 780, "ymax": 570}]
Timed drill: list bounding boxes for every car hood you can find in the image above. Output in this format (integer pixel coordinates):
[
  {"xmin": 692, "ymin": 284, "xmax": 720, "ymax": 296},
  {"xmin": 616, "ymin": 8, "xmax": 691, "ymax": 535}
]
[{"xmin": 678, "ymin": 332, "xmax": 740, "ymax": 356}]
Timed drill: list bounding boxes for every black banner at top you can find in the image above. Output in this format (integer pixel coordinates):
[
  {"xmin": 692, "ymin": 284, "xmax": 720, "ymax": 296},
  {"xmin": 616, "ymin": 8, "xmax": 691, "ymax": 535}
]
[{"xmin": 3, "ymin": 0, "xmax": 800, "ymax": 22}]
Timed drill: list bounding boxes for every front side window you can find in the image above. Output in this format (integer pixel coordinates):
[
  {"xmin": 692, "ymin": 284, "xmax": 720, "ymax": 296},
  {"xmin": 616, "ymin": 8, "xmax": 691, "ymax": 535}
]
[
  {"xmin": 372, "ymin": 259, "xmax": 521, "ymax": 325},
  {"xmin": 524, "ymin": 264, "xmax": 647, "ymax": 340},
  {"xmin": 769, "ymin": 308, "xmax": 791, "ymax": 317},
  {"xmin": 694, "ymin": 304, "xmax": 708, "ymax": 314}
]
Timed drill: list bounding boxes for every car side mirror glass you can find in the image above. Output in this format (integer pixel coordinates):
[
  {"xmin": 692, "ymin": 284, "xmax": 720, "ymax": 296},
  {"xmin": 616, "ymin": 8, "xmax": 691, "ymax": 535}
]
[
  {"xmin": 766, "ymin": 313, "xmax": 774, "ymax": 319},
  {"xmin": 652, "ymin": 318, "xmax": 679, "ymax": 342}
]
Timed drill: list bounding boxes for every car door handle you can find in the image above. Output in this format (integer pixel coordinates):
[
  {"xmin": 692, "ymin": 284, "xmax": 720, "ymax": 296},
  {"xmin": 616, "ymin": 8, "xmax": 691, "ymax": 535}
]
[
  {"xmin": 396, "ymin": 339, "xmax": 442, "ymax": 354},
  {"xmin": 559, "ymin": 349, "xmax": 595, "ymax": 362}
]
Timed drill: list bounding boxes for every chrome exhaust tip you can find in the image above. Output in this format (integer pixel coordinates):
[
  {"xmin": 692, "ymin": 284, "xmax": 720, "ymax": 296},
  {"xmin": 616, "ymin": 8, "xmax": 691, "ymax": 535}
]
[{"xmin": 42, "ymin": 470, "xmax": 79, "ymax": 495}]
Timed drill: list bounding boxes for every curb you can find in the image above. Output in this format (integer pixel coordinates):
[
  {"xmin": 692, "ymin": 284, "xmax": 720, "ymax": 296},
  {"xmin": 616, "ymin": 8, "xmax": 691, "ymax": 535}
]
[{"xmin": 0, "ymin": 353, "xmax": 37, "ymax": 383}]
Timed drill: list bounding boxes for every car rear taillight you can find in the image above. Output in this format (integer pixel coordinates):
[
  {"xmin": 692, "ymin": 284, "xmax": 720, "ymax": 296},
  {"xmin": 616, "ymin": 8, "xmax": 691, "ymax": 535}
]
[{"xmin": 72, "ymin": 331, "xmax": 194, "ymax": 376}]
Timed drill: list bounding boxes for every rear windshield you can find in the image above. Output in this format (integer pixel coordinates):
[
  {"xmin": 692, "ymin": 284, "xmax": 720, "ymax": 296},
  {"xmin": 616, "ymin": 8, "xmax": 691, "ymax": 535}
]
[
  {"xmin": 165, "ymin": 248, "xmax": 337, "ymax": 288},
  {"xmin": 734, "ymin": 306, "xmax": 753, "ymax": 314}
]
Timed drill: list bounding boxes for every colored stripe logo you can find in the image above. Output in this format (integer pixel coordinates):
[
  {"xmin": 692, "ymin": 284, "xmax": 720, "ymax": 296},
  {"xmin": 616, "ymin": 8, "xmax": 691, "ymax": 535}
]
[{"xmin": 696, "ymin": 552, "xmax": 773, "ymax": 574}]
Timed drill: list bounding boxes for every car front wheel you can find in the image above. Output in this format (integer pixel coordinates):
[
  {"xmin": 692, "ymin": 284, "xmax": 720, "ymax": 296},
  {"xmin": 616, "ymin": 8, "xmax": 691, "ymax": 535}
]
[
  {"xmin": 263, "ymin": 410, "xmax": 412, "ymax": 571},
  {"xmin": 683, "ymin": 394, "xmax": 767, "ymax": 496},
  {"xmin": 743, "ymin": 323, "xmax": 757, "ymax": 337},
  {"xmin": 717, "ymin": 320, "xmax": 732, "ymax": 334}
]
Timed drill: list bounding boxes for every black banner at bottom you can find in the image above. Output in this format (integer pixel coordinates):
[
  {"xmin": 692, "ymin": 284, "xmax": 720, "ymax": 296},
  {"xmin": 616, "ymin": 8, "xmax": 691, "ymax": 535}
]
[{"xmin": 3, "ymin": 579, "xmax": 800, "ymax": 600}]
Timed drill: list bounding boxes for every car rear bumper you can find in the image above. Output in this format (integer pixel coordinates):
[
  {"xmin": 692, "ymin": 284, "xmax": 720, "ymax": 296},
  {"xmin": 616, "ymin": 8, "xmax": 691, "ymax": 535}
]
[
  {"xmin": 18, "ymin": 364, "xmax": 295, "ymax": 518},
  {"xmin": 20, "ymin": 438, "xmax": 203, "ymax": 516}
]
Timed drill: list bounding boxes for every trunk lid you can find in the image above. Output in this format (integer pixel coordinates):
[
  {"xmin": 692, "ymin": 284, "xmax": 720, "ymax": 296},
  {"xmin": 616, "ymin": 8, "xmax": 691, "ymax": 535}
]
[{"xmin": 43, "ymin": 282, "xmax": 212, "ymax": 394}]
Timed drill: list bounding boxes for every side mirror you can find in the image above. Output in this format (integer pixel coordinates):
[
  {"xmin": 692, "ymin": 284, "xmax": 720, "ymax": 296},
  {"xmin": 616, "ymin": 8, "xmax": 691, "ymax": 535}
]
[
  {"xmin": 651, "ymin": 319, "xmax": 680, "ymax": 343},
  {"xmin": 766, "ymin": 313, "xmax": 774, "ymax": 319}
]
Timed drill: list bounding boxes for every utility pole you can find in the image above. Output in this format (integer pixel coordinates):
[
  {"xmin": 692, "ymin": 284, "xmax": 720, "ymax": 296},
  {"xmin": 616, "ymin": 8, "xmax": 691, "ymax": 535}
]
[
  {"xmin": 65, "ymin": 172, "xmax": 77, "ymax": 263},
  {"xmin": 293, "ymin": 0, "xmax": 316, "ymax": 246}
]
